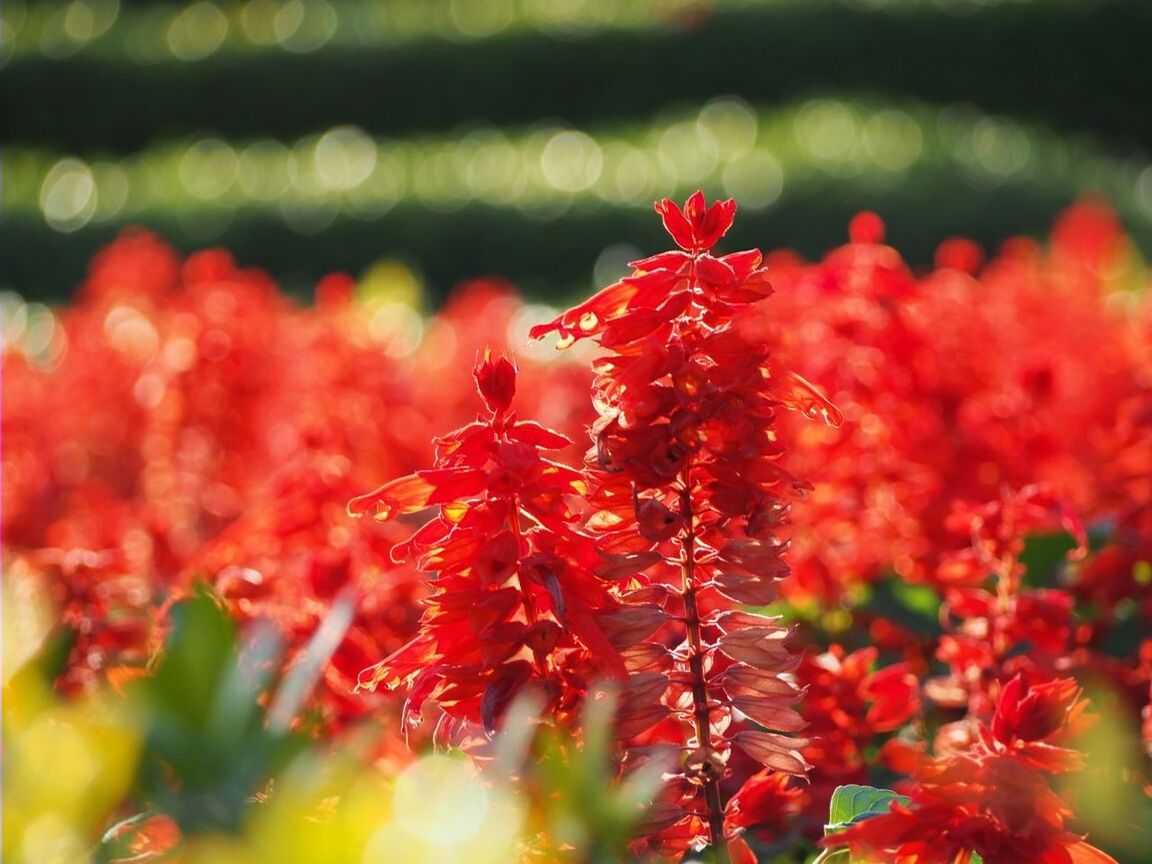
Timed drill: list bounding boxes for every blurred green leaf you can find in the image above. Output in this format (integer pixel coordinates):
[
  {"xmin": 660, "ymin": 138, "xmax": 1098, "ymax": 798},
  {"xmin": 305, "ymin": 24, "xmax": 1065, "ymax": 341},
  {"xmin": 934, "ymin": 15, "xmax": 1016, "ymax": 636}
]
[
  {"xmin": 131, "ymin": 584, "xmax": 305, "ymax": 834},
  {"xmin": 866, "ymin": 579, "xmax": 942, "ymax": 639},
  {"xmin": 1019, "ymin": 531, "xmax": 1080, "ymax": 587},
  {"xmin": 508, "ymin": 685, "xmax": 672, "ymax": 863}
]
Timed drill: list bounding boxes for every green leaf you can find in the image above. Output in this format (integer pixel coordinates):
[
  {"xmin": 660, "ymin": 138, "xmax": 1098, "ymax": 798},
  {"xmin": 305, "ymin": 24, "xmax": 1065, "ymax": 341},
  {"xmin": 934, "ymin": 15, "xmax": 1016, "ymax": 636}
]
[
  {"xmin": 1019, "ymin": 531, "xmax": 1080, "ymax": 587},
  {"xmin": 826, "ymin": 784, "xmax": 910, "ymax": 831}
]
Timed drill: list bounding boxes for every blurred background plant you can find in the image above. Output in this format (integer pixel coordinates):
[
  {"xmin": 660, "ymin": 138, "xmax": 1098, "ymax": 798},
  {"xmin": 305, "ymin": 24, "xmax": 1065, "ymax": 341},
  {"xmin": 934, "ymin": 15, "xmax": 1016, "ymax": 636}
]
[
  {"xmin": 3, "ymin": 579, "xmax": 671, "ymax": 864},
  {"xmin": 3, "ymin": 0, "xmax": 1151, "ymax": 302}
]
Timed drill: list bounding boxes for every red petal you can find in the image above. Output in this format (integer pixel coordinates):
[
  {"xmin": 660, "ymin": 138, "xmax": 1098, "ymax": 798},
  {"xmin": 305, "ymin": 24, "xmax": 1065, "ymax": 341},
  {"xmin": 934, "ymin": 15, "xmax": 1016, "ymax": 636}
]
[
  {"xmin": 347, "ymin": 468, "xmax": 487, "ymax": 521},
  {"xmin": 713, "ymin": 572, "xmax": 781, "ymax": 605},
  {"xmin": 731, "ymin": 693, "xmax": 807, "ymax": 732},
  {"xmin": 732, "ymin": 731, "xmax": 812, "ymax": 775},
  {"xmin": 596, "ymin": 307, "xmax": 671, "ymax": 348},
  {"xmin": 404, "ymin": 664, "xmax": 444, "ymax": 722},
  {"xmin": 530, "ymin": 278, "xmax": 645, "ymax": 345},
  {"xmin": 621, "ymin": 642, "xmax": 670, "ymax": 674},
  {"xmin": 697, "ymin": 197, "xmax": 737, "ymax": 249},
  {"xmin": 719, "ymin": 539, "xmax": 790, "ymax": 575},
  {"xmin": 628, "ymin": 250, "xmax": 691, "ymax": 271},
  {"xmin": 727, "ymin": 835, "xmax": 758, "ymax": 864},
  {"xmin": 616, "ymin": 672, "xmax": 672, "ymax": 737},
  {"xmin": 348, "ymin": 473, "xmax": 434, "ymax": 520},
  {"xmin": 655, "ymin": 197, "xmax": 696, "ymax": 251},
  {"xmin": 467, "ymin": 587, "xmax": 523, "ymax": 632},
  {"xmin": 721, "ymin": 248, "xmax": 763, "ymax": 274},
  {"xmin": 722, "ymin": 665, "xmax": 801, "ymax": 700},
  {"xmin": 684, "ymin": 189, "xmax": 707, "ymax": 224},
  {"xmin": 695, "ymin": 254, "xmax": 737, "ymax": 286},
  {"xmin": 862, "ymin": 663, "xmax": 922, "ymax": 732},
  {"xmin": 566, "ymin": 606, "xmax": 629, "ymax": 681},
  {"xmin": 714, "ymin": 610, "xmax": 785, "ymax": 629},
  {"xmin": 509, "ymin": 420, "xmax": 571, "ymax": 450},
  {"xmin": 594, "ymin": 549, "xmax": 664, "ymax": 580},
  {"xmin": 357, "ymin": 634, "xmax": 438, "ymax": 692},
  {"xmin": 718, "ymin": 627, "xmax": 793, "ymax": 667},
  {"xmin": 776, "ymin": 371, "xmax": 844, "ymax": 427},
  {"xmin": 598, "ymin": 605, "xmax": 668, "ymax": 649},
  {"xmin": 1067, "ymin": 841, "xmax": 1119, "ymax": 864}
]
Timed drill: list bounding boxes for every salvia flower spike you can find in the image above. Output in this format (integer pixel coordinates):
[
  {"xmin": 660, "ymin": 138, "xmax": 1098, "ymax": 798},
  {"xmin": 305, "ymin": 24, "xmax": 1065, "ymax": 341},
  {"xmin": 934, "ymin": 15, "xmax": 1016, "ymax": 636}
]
[
  {"xmin": 534, "ymin": 191, "xmax": 841, "ymax": 862},
  {"xmin": 348, "ymin": 350, "xmax": 625, "ymax": 736}
]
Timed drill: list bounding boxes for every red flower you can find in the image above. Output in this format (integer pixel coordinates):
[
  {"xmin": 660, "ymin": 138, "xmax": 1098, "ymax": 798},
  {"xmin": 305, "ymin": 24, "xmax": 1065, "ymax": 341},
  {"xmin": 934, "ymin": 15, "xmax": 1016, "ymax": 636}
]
[
  {"xmin": 654, "ymin": 190, "xmax": 738, "ymax": 252},
  {"xmin": 825, "ymin": 674, "xmax": 1116, "ymax": 864}
]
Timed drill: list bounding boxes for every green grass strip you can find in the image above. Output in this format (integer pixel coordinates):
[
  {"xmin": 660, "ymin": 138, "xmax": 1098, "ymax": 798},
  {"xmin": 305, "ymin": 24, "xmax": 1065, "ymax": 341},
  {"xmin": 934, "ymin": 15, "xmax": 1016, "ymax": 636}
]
[{"xmin": 6, "ymin": 95, "xmax": 1152, "ymax": 237}]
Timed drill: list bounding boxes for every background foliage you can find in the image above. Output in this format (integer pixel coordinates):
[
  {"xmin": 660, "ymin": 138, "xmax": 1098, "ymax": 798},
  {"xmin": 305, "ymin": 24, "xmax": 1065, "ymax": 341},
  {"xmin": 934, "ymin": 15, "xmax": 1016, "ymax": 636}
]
[{"xmin": 4, "ymin": 0, "xmax": 1152, "ymax": 301}]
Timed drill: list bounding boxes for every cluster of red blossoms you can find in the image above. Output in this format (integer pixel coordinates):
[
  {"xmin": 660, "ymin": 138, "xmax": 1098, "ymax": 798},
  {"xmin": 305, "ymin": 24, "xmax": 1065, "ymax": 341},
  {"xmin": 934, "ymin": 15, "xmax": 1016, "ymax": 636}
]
[
  {"xmin": 4, "ymin": 191, "xmax": 1151, "ymax": 862},
  {"xmin": 1, "ymin": 233, "xmax": 592, "ymax": 730},
  {"xmin": 827, "ymin": 675, "xmax": 1115, "ymax": 864}
]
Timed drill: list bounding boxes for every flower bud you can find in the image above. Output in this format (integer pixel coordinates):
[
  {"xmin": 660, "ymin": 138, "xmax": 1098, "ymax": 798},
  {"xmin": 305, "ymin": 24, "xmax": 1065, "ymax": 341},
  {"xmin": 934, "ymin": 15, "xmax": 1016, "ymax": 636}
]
[{"xmin": 474, "ymin": 348, "xmax": 517, "ymax": 417}]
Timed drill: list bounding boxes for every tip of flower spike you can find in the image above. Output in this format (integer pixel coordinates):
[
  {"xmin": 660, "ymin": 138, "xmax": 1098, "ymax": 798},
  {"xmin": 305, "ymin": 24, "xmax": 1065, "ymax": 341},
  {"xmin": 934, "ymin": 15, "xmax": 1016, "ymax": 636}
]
[
  {"xmin": 474, "ymin": 348, "xmax": 517, "ymax": 416},
  {"xmin": 654, "ymin": 191, "xmax": 737, "ymax": 252},
  {"xmin": 991, "ymin": 673, "xmax": 1086, "ymax": 747},
  {"xmin": 935, "ymin": 237, "xmax": 985, "ymax": 274},
  {"xmin": 848, "ymin": 211, "xmax": 886, "ymax": 245},
  {"xmin": 314, "ymin": 272, "xmax": 355, "ymax": 309}
]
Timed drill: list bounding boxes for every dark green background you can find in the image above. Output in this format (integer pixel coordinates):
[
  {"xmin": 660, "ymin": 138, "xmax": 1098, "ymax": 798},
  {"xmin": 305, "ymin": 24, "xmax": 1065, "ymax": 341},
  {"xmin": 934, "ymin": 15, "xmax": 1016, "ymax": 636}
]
[{"xmin": 4, "ymin": 0, "xmax": 1151, "ymax": 303}]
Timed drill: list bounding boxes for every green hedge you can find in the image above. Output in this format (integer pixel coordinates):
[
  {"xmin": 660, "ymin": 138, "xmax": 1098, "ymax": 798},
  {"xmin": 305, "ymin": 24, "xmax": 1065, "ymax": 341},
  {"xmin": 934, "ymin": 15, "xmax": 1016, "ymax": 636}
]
[
  {"xmin": 4, "ymin": 0, "xmax": 1151, "ymax": 154},
  {"xmin": 0, "ymin": 170, "xmax": 1127, "ymax": 305}
]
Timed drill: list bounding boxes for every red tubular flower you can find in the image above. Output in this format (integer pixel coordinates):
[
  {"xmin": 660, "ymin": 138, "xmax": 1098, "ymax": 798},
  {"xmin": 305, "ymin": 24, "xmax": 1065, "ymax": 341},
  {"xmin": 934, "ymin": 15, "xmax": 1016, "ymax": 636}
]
[
  {"xmin": 825, "ymin": 673, "xmax": 1116, "ymax": 864},
  {"xmin": 535, "ymin": 192, "xmax": 841, "ymax": 861},
  {"xmin": 926, "ymin": 486, "xmax": 1085, "ymax": 720},
  {"xmin": 654, "ymin": 190, "xmax": 739, "ymax": 253},
  {"xmin": 348, "ymin": 351, "xmax": 624, "ymax": 735},
  {"xmin": 784, "ymin": 646, "xmax": 922, "ymax": 833}
]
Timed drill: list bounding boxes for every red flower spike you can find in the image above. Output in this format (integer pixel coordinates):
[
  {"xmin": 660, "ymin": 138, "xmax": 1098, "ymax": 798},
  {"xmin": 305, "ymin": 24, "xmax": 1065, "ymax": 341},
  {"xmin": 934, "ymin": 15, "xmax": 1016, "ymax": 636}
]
[
  {"xmin": 536, "ymin": 192, "xmax": 838, "ymax": 860},
  {"xmin": 13, "ymin": 198, "xmax": 1152, "ymax": 861},
  {"xmin": 927, "ymin": 487, "xmax": 1088, "ymax": 720},
  {"xmin": 347, "ymin": 356, "xmax": 625, "ymax": 735}
]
